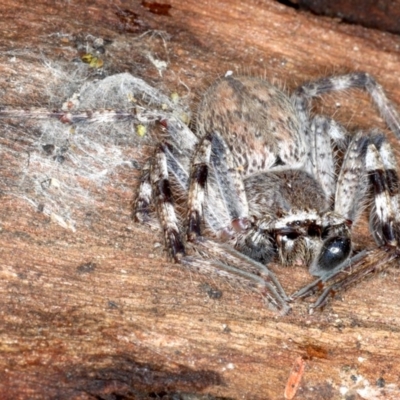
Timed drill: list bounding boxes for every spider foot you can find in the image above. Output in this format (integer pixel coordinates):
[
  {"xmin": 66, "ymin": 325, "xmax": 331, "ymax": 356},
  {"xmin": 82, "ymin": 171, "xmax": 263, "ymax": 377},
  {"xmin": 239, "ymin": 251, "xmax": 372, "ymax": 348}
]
[
  {"xmin": 259, "ymin": 285, "xmax": 292, "ymax": 315},
  {"xmin": 291, "ymin": 248, "xmax": 399, "ymax": 312},
  {"xmin": 187, "ymin": 211, "xmax": 203, "ymax": 242},
  {"xmin": 182, "ymin": 240, "xmax": 292, "ymax": 314},
  {"xmin": 165, "ymin": 230, "xmax": 186, "ymax": 262},
  {"xmin": 133, "ymin": 202, "xmax": 151, "ymax": 223}
]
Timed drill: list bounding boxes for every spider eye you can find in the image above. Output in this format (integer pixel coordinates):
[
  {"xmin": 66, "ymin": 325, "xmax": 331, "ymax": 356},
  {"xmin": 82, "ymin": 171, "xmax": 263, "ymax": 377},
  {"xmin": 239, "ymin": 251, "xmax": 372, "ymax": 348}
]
[
  {"xmin": 285, "ymin": 231, "xmax": 300, "ymax": 240},
  {"xmin": 307, "ymin": 224, "xmax": 321, "ymax": 237},
  {"xmin": 310, "ymin": 236, "xmax": 351, "ymax": 277},
  {"xmin": 276, "ymin": 228, "xmax": 301, "ymax": 242}
]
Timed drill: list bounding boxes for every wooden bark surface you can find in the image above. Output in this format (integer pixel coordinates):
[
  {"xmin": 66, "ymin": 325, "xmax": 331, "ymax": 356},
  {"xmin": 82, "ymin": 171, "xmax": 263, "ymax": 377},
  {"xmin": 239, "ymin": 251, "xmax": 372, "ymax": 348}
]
[
  {"xmin": 1, "ymin": 0, "xmax": 400, "ymax": 399},
  {"xmin": 293, "ymin": 0, "xmax": 400, "ymax": 35}
]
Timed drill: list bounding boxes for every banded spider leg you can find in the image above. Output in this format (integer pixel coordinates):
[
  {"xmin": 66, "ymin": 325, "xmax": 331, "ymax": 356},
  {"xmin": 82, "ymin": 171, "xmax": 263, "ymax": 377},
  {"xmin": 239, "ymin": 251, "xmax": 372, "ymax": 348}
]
[
  {"xmin": 292, "ymin": 133, "xmax": 400, "ymax": 311},
  {"xmin": 133, "ymin": 124, "xmax": 291, "ymax": 313}
]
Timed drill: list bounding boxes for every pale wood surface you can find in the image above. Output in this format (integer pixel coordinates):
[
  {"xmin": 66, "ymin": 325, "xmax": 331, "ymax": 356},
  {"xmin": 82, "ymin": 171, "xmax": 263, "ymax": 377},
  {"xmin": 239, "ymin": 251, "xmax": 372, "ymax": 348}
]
[{"xmin": 1, "ymin": 0, "xmax": 400, "ymax": 399}]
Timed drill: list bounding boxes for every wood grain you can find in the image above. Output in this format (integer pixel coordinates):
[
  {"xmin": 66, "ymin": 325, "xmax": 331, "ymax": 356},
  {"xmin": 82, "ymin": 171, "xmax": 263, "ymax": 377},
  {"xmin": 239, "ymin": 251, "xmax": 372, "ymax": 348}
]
[{"xmin": 1, "ymin": 0, "xmax": 400, "ymax": 399}]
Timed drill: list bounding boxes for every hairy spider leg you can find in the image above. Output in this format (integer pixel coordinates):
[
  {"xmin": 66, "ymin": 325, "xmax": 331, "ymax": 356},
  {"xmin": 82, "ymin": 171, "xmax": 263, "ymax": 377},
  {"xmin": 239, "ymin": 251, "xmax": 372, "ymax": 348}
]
[
  {"xmin": 150, "ymin": 144, "xmax": 186, "ymax": 261},
  {"xmin": 292, "ymin": 72, "xmax": 400, "ymax": 139},
  {"xmin": 292, "ymin": 133, "xmax": 400, "ymax": 310},
  {"xmin": 186, "ymin": 131, "xmax": 249, "ymax": 241}
]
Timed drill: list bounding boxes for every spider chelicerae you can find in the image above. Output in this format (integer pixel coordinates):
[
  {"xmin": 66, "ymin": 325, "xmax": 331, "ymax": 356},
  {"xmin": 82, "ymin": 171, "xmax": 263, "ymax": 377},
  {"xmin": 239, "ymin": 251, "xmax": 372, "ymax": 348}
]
[{"xmin": 134, "ymin": 72, "xmax": 400, "ymax": 314}]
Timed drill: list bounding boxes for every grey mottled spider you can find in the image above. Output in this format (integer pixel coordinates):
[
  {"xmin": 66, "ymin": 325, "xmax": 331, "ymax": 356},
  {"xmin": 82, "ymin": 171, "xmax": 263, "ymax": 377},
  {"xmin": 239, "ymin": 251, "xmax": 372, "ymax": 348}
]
[{"xmin": 134, "ymin": 72, "xmax": 400, "ymax": 314}]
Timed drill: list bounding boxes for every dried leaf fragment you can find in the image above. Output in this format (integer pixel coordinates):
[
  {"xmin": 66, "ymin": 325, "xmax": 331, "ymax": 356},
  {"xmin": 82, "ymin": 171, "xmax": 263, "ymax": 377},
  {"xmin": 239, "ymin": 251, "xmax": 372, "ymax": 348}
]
[
  {"xmin": 141, "ymin": 1, "xmax": 171, "ymax": 16},
  {"xmin": 284, "ymin": 356, "xmax": 306, "ymax": 399},
  {"xmin": 80, "ymin": 53, "xmax": 103, "ymax": 68}
]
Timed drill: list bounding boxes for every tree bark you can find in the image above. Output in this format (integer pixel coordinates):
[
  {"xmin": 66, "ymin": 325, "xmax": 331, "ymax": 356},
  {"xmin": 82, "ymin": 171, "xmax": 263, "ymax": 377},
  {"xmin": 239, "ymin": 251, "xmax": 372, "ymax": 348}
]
[{"xmin": 1, "ymin": 0, "xmax": 400, "ymax": 399}]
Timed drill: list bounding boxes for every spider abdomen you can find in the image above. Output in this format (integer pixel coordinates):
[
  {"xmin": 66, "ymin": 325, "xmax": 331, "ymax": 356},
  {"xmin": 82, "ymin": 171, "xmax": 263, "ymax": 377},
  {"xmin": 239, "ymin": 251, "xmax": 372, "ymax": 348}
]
[{"xmin": 197, "ymin": 75, "xmax": 307, "ymax": 176}]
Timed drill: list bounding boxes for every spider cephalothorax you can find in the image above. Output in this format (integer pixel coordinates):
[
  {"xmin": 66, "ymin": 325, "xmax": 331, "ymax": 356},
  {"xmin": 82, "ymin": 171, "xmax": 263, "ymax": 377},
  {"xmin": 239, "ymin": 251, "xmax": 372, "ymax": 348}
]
[
  {"xmin": 236, "ymin": 168, "xmax": 353, "ymax": 277},
  {"xmin": 135, "ymin": 72, "xmax": 400, "ymax": 313}
]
